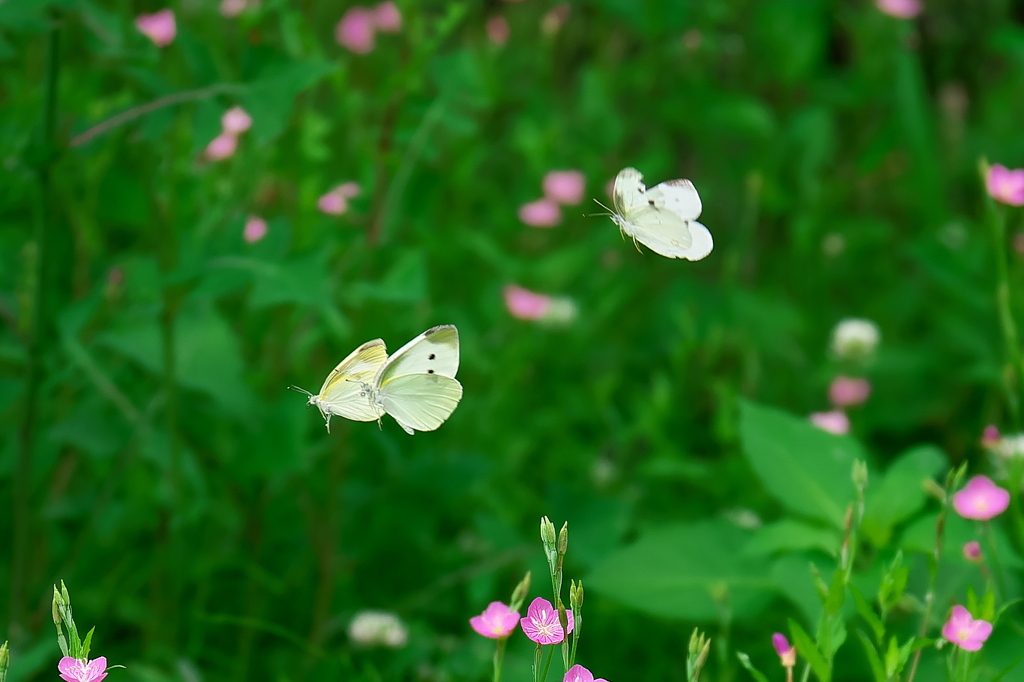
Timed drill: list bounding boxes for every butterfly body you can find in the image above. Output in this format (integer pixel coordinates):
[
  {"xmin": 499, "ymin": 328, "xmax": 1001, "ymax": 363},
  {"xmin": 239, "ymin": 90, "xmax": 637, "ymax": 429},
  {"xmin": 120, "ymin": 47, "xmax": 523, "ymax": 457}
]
[{"xmin": 609, "ymin": 167, "xmax": 713, "ymax": 260}]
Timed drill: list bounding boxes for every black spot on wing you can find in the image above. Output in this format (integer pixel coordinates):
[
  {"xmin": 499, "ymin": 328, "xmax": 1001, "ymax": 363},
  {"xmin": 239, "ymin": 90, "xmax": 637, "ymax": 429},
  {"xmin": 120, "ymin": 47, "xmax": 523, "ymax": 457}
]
[{"xmin": 428, "ymin": 353, "xmax": 436, "ymax": 360}]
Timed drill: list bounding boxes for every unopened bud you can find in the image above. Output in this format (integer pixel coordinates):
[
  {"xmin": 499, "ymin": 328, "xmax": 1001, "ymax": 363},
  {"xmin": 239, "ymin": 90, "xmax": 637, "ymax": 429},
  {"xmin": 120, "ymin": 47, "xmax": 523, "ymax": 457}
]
[{"xmin": 510, "ymin": 571, "xmax": 532, "ymax": 612}]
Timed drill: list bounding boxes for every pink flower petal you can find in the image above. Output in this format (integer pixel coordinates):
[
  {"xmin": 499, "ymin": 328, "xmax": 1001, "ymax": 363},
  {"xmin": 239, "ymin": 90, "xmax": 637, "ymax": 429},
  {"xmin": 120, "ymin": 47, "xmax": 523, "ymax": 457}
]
[
  {"xmin": 221, "ymin": 106, "xmax": 252, "ymax": 135},
  {"xmin": 876, "ymin": 0, "xmax": 922, "ymax": 19},
  {"xmin": 469, "ymin": 601, "xmax": 520, "ymax": 639},
  {"xmin": 336, "ymin": 7, "xmax": 377, "ymax": 54},
  {"xmin": 504, "ymin": 285, "xmax": 552, "ymax": 321},
  {"xmin": 373, "ymin": 1, "xmax": 402, "ymax": 33},
  {"xmin": 135, "ymin": 9, "xmax": 176, "ymax": 47},
  {"xmin": 518, "ymin": 198, "xmax": 561, "ymax": 227},
  {"xmin": 942, "ymin": 605, "xmax": 993, "ymax": 652},
  {"xmin": 952, "ymin": 475, "xmax": 1010, "ymax": 520},
  {"xmin": 244, "ymin": 215, "xmax": 268, "ymax": 243},
  {"xmin": 58, "ymin": 656, "xmax": 108, "ymax": 682},
  {"xmin": 986, "ymin": 164, "xmax": 1024, "ymax": 207},
  {"xmin": 204, "ymin": 132, "xmax": 238, "ymax": 161},
  {"xmin": 810, "ymin": 410, "xmax": 849, "ymax": 435},
  {"xmin": 519, "ymin": 597, "xmax": 574, "ymax": 645},
  {"xmin": 543, "ymin": 170, "xmax": 586, "ymax": 205},
  {"xmin": 318, "ymin": 189, "xmax": 349, "ymax": 215},
  {"xmin": 828, "ymin": 376, "xmax": 871, "ymax": 408}
]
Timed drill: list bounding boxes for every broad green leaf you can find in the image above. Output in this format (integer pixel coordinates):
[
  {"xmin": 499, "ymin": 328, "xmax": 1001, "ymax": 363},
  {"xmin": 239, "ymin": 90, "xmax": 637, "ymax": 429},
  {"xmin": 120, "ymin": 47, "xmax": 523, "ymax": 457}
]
[
  {"xmin": 587, "ymin": 519, "xmax": 774, "ymax": 621},
  {"xmin": 863, "ymin": 444, "xmax": 946, "ymax": 546},
  {"xmin": 789, "ymin": 619, "xmax": 830, "ymax": 682},
  {"xmin": 745, "ymin": 519, "xmax": 840, "ymax": 557},
  {"xmin": 739, "ymin": 399, "xmax": 863, "ymax": 528}
]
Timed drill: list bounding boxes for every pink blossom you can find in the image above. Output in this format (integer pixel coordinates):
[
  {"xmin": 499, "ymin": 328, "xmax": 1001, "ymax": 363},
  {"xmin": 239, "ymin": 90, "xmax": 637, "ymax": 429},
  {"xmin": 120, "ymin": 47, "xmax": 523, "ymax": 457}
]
[
  {"xmin": 963, "ymin": 540, "xmax": 982, "ymax": 562},
  {"xmin": 518, "ymin": 198, "xmax": 561, "ymax": 227},
  {"xmin": 221, "ymin": 106, "xmax": 252, "ymax": 135},
  {"xmin": 520, "ymin": 597, "xmax": 574, "ymax": 645},
  {"xmin": 373, "ymin": 1, "xmax": 402, "ymax": 33},
  {"xmin": 204, "ymin": 132, "xmax": 238, "ymax": 161},
  {"xmin": 504, "ymin": 285, "xmax": 552, "ymax": 321},
  {"xmin": 543, "ymin": 170, "xmax": 586, "ymax": 205},
  {"xmin": 828, "ymin": 376, "xmax": 871, "ymax": 408},
  {"xmin": 486, "ymin": 16, "xmax": 510, "ymax": 46},
  {"xmin": 942, "ymin": 605, "xmax": 992, "ymax": 652},
  {"xmin": 876, "ymin": 0, "xmax": 922, "ymax": 19},
  {"xmin": 469, "ymin": 602, "xmax": 520, "ymax": 639},
  {"xmin": 986, "ymin": 164, "xmax": 1024, "ymax": 207},
  {"xmin": 58, "ymin": 656, "xmax": 108, "ymax": 682},
  {"xmin": 564, "ymin": 664, "xmax": 608, "ymax": 682},
  {"xmin": 135, "ymin": 9, "xmax": 176, "ymax": 47},
  {"xmin": 772, "ymin": 633, "xmax": 796, "ymax": 667},
  {"xmin": 981, "ymin": 424, "xmax": 1001, "ymax": 448},
  {"xmin": 244, "ymin": 215, "xmax": 268, "ymax": 243},
  {"xmin": 336, "ymin": 7, "xmax": 376, "ymax": 54},
  {"xmin": 952, "ymin": 475, "xmax": 1010, "ymax": 520},
  {"xmin": 219, "ymin": 0, "xmax": 247, "ymax": 17},
  {"xmin": 336, "ymin": 182, "xmax": 362, "ymax": 199},
  {"xmin": 810, "ymin": 410, "xmax": 849, "ymax": 435}
]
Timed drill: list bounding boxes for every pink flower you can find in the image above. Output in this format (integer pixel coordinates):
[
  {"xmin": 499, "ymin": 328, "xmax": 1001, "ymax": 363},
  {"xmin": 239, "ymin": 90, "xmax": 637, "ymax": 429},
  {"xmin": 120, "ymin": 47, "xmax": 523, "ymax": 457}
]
[
  {"xmin": 373, "ymin": 1, "xmax": 402, "ymax": 33},
  {"xmin": 564, "ymin": 664, "xmax": 608, "ymax": 682},
  {"xmin": 318, "ymin": 183, "xmax": 360, "ymax": 215},
  {"xmin": 221, "ymin": 106, "xmax": 252, "ymax": 135},
  {"xmin": 504, "ymin": 285, "xmax": 552, "ymax": 321},
  {"xmin": 876, "ymin": 0, "xmax": 922, "ymax": 19},
  {"xmin": 336, "ymin": 7, "xmax": 376, "ymax": 54},
  {"xmin": 942, "ymin": 605, "xmax": 992, "ymax": 652},
  {"xmin": 204, "ymin": 132, "xmax": 238, "ymax": 161},
  {"xmin": 220, "ymin": 0, "xmax": 247, "ymax": 17},
  {"xmin": 986, "ymin": 164, "xmax": 1024, "ymax": 207},
  {"xmin": 518, "ymin": 198, "xmax": 561, "ymax": 227},
  {"xmin": 244, "ymin": 215, "xmax": 268, "ymax": 243},
  {"xmin": 963, "ymin": 540, "xmax": 982, "ymax": 562},
  {"xmin": 520, "ymin": 597, "xmax": 574, "ymax": 645},
  {"xmin": 828, "ymin": 376, "xmax": 871, "ymax": 408},
  {"xmin": 952, "ymin": 475, "xmax": 1010, "ymax": 520},
  {"xmin": 58, "ymin": 656, "xmax": 108, "ymax": 682},
  {"xmin": 810, "ymin": 410, "xmax": 849, "ymax": 435},
  {"xmin": 135, "ymin": 9, "xmax": 176, "ymax": 47},
  {"xmin": 981, "ymin": 424, "xmax": 1001, "ymax": 448},
  {"xmin": 543, "ymin": 170, "xmax": 586, "ymax": 205},
  {"xmin": 772, "ymin": 633, "xmax": 796, "ymax": 667},
  {"xmin": 486, "ymin": 16, "xmax": 510, "ymax": 46},
  {"xmin": 469, "ymin": 602, "xmax": 520, "ymax": 639}
]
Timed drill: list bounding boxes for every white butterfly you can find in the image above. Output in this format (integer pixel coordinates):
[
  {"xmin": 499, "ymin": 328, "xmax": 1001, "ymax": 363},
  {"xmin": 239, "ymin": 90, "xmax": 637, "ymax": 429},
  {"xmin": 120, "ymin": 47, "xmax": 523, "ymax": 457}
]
[
  {"xmin": 366, "ymin": 325, "xmax": 463, "ymax": 435},
  {"xmin": 293, "ymin": 338, "xmax": 389, "ymax": 432},
  {"xmin": 601, "ymin": 167, "xmax": 713, "ymax": 260}
]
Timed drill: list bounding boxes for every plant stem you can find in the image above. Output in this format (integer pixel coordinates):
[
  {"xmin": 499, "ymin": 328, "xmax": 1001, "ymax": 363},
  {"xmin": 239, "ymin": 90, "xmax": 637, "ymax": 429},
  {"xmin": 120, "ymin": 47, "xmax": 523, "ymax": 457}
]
[
  {"xmin": 11, "ymin": 13, "xmax": 60, "ymax": 644},
  {"xmin": 985, "ymin": 174, "xmax": 1024, "ymax": 429}
]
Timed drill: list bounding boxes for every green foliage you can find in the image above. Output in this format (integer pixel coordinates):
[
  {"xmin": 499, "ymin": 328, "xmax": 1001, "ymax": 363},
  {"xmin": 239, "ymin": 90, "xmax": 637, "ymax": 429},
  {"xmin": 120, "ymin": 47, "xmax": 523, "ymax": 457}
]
[{"xmin": 4, "ymin": 0, "xmax": 1024, "ymax": 680}]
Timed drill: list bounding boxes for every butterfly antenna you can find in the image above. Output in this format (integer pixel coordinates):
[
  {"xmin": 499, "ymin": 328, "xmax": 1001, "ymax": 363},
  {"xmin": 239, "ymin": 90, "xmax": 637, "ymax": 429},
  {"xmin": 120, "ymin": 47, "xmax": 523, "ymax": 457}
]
[
  {"xmin": 288, "ymin": 385, "xmax": 313, "ymax": 397},
  {"xmin": 586, "ymin": 198, "xmax": 613, "ymax": 218}
]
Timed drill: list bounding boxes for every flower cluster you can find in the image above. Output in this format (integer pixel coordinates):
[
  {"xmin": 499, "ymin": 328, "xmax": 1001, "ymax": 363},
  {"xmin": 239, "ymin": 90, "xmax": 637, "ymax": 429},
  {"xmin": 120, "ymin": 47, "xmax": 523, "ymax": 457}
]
[
  {"xmin": 810, "ymin": 319, "xmax": 880, "ymax": 434},
  {"xmin": 519, "ymin": 170, "xmax": 586, "ymax": 228},
  {"xmin": 135, "ymin": 9, "xmax": 176, "ymax": 48},
  {"xmin": 204, "ymin": 106, "xmax": 254, "ymax": 162},
  {"xmin": 318, "ymin": 182, "xmax": 362, "ymax": 216},
  {"xmin": 336, "ymin": 2, "xmax": 402, "ymax": 54}
]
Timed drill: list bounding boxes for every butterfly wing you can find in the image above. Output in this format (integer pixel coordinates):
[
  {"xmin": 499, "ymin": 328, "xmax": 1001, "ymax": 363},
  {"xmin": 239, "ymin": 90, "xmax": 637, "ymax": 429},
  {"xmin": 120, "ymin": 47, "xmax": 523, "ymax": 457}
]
[
  {"xmin": 374, "ymin": 325, "xmax": 459, "ymax": 385},
  {"xmin": 376, "ymin": 373, "xmax": 463, "ymax": 435},
  {"xmin": 316, "ymin": 338, "xmax": 388, "ymax": 422},
  {"xmin": 613, "ymin": 170, "xmax": 712, "ymax": 261}
]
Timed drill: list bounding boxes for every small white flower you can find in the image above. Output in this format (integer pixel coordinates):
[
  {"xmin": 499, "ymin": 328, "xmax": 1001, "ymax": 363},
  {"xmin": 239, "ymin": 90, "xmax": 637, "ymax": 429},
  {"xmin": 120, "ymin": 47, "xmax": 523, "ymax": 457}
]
[
  {"xmin": 993, "ymin": 433, "xmax": 1024, "ymax": 460},
  {"xmin": 831, "ymin": 318, "xmax": 880, "ymax": 360},
  {"xmin": 348, "ymin": 610, "xmax": 408, "ymax": 648}
]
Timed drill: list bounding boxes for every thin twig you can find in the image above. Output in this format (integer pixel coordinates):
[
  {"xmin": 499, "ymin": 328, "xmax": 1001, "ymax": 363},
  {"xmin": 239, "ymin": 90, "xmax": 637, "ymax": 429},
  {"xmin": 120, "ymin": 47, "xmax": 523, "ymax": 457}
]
[{"xmin": 70, "ymin": 83, "xmax": 238, "ymax": 147}]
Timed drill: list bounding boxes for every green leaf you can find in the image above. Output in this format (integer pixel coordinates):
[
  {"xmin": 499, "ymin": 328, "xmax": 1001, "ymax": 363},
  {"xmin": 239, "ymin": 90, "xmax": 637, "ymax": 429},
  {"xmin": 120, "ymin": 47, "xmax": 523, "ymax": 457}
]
[
  {"xmin": 587, "ymin": 520, "xmax": 774, "ymax": 620},
  {"xmin": 739, "ymin": 399, "xmax": 862, "ymax": 528},
  {"xmin": 241, "ymin": 60, "xmax": 336, "ymax": 142},
  {"xmin": 863, "ymin": 444, "xmax": 946, "ymax": 546},
  {"xmin": 855, "ymin": 630, "xmax": 886, "ymax": 682},
  {"xmin": 789, "ymin": 619, "xmax": 831, "ymax": 682},
  {"xmin": 736, "ymin": 652, "xmax": 771, "ymax": 682},
  {"xmin": 746, "ymin": 519, "xmax": 840, "ymax": 557},
  {"xmin": 849, "ymin": 584, "xmax": 884, "ymax": 643}
]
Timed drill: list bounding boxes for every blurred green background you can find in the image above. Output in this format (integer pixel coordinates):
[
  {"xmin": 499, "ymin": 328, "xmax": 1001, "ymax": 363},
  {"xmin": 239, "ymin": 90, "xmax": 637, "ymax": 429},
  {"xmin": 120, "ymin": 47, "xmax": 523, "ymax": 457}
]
[{"xmin": 4, "ymin": 0, "xmax": 1024, "ymax": 680}]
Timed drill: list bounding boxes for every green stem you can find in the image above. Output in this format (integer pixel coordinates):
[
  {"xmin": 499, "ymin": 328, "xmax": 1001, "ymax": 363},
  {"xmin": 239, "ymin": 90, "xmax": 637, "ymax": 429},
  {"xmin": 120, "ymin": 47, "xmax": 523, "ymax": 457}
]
[
  {"xmin": 985, "ymin": 183, "xmax": 1024, "ymax": 429},
  {"xmin": 493, "ymin": 638, "xmax": 507, "ymax": 682},
  {"xmin": 11, "ymin": 13, "xmax": 60, "ymax": 644}
]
